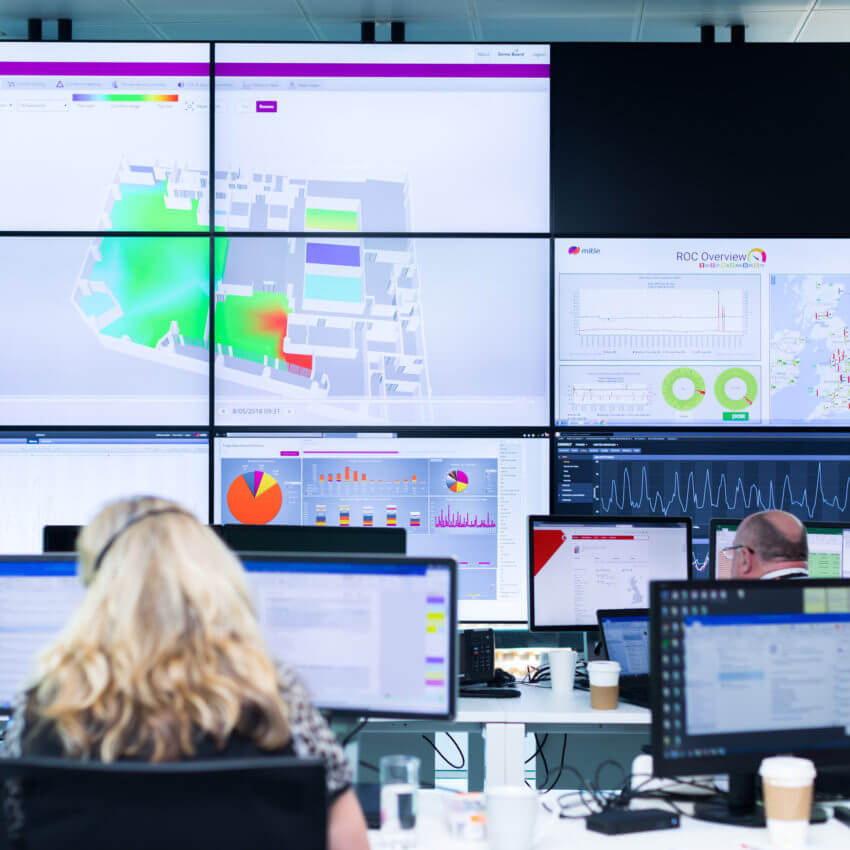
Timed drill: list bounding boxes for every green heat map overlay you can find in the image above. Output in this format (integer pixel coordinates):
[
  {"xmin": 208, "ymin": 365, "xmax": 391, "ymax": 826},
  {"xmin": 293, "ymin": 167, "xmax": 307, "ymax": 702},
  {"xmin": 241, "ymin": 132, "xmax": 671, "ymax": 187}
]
[
  {"xmin": 305, "ymin": 208, "xmax": 358, "ymax": 231},
  {"xmin": 95, "ymin": 238, "xmax": 212, "ymax": 349},
  {"xmin": 215, "ymin": 240, "xmax": 313, "ymax": 374},
  {"xmin": 109, "ymin": 181, "xmax": 208, "ymax": 232}
]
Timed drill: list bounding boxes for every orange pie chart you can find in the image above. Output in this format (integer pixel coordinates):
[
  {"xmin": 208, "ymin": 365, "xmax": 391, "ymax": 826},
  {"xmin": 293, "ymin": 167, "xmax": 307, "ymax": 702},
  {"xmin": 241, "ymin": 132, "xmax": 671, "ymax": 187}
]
[{"xmin": 227, "ymin": 470, "xmax": 283, "ymax": 525}]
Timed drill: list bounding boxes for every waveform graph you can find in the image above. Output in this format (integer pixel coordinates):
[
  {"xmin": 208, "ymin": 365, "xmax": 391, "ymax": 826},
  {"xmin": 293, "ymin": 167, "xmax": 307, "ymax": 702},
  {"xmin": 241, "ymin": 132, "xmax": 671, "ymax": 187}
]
[
  {"xmin": 560, "ymin": 273, "xmax": 761, "ymax": 361},
  {"xmin": 595, "ymin": 455, "xmax": 850, "ymax": 526},
  {"xmin": 430, "ymin": 498, "xmax": 497, "ymax": 535},
  {"xmin": 434, "ymin": 506, "xmax": 496, "ymax": 530},
  {"xmin": 227, "ymin": 470, "xmax": 283, "ymax": 525}
]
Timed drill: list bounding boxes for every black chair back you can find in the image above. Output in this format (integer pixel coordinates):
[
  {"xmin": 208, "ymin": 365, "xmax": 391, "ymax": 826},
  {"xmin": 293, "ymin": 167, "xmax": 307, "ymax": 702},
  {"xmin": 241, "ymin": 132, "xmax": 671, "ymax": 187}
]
[{"xmin": 0, "ymin": 756, "xmax": 326, "ymax": 850}]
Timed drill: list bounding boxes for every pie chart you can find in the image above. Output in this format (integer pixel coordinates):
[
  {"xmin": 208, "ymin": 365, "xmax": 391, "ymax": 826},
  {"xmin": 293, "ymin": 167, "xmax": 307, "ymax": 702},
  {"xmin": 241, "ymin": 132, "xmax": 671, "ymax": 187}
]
[
  {"xmin": 446, "ymin": 469, "xmax": 468, "ymax": 493},
  {"xmin": 227, "ymin": 470, "xmax": 283, "ymax": 525}
]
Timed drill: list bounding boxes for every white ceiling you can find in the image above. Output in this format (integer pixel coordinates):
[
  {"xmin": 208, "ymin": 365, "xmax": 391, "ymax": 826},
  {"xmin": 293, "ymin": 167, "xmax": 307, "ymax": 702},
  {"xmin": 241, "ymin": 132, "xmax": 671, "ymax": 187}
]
[{"xmin": 2, "ymin": 0, "xmax": 850, "ymax": 42}]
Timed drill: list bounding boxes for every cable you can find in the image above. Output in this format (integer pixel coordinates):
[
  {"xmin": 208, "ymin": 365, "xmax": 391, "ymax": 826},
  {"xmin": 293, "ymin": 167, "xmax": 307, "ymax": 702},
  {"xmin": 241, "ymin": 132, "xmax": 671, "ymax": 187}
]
[
  {"xmin": 525, "ymin": 733, "xmax": 548, "ymax": 765},
  {"xmin": 359, "ymin": 760, "xmax": 378, "ymax": 774},
  {"xmin": 421, "ymin": 733, "xmax": 465, "ymax": 770},
  {"xmin": 544, "ymin": 735, "xmax": 568, "ymax": 792},
  {"xmin": 341, "ymin": 718, "xmax": 368, "ymax": 747}
]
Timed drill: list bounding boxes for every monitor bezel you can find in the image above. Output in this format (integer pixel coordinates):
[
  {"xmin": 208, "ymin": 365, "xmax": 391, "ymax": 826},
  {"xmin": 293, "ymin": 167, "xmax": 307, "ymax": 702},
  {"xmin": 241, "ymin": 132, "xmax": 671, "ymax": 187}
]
[
  {"xmin": 237, "ymin": 552, "xmax": 457, "ymax": 721},
  {"xmin": 708, "ymin": 518, "xmax": 850, "ymax": 580},
  {"xmin": 650, "ymin": 578, "xmax": 850, "ymax": 777},
  {"xmin": 528, "ymin": 514, "xmax": 692, "ymax": 631}
]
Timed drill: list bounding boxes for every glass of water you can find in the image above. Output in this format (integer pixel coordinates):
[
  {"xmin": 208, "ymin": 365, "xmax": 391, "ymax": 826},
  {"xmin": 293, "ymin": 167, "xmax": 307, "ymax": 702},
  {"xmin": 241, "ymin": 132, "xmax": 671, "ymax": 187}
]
[{"xmin": 379, "ymin": 754, "xmax": 420, "ymax": 846}]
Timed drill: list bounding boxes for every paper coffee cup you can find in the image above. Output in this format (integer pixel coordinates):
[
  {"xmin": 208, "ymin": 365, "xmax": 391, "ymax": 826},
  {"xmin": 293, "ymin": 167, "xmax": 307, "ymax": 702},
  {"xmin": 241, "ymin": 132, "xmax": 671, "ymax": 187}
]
[
  {"xmin": 548, "ymin": 648, "xmax": 577, "ymax": 693},
  {"xmin": 759, "ymin": 757, "xmax": 816, "ymax": 850},
  {"xmin": 485, "ymin": 786, "xmax": 538, "ymax": 850},
  {"xmin": 587, "ymin": 660, "xmax": 620, "ymax": 710}
]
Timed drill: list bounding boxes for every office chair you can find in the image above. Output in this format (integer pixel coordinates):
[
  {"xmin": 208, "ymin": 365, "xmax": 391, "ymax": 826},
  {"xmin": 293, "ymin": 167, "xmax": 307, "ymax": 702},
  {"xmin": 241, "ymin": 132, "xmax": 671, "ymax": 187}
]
[{"xmin": 0, "ymin": 756, "xmax": 326, "ymax": 850}]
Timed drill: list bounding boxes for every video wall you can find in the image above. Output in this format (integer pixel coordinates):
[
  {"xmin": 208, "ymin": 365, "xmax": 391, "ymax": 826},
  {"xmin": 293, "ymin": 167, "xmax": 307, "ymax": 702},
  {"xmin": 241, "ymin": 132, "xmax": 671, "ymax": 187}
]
[{"xmin": 3, "ymin": 41, "xmax": 849, "ymax": 623}]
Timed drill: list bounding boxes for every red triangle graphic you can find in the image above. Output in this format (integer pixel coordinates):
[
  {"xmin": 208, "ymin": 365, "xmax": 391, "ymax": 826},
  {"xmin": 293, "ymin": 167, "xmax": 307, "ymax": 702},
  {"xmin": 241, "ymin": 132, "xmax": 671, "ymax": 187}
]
[{"xmin": 532, "ymin": 529, "xmax": 566, "ymax": 577}]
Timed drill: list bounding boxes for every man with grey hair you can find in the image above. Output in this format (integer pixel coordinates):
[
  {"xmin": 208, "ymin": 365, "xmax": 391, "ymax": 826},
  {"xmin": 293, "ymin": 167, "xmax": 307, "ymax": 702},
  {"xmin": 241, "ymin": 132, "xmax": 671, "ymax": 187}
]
[{"xmin": 724, "ymin": 510, "xmax": 809, "ymax": 580}]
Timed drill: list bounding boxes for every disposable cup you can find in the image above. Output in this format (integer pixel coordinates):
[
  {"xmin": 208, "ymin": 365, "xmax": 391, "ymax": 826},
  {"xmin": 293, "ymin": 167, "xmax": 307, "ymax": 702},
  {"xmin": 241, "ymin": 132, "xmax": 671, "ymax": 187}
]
[
  {"xmin": 587, "ymin": 660, "xmax": 620, "ymax": 710},
  {"xmin": 548, "ymin": 649, "xmax": 577, "ymax": 693},
  {"xmin": 486, "ymin": 786, "xmax": 543, "ymax": 850},
  {"xmin": 759, "ymin": 756, "xmax": 816, "ymax": 849}
]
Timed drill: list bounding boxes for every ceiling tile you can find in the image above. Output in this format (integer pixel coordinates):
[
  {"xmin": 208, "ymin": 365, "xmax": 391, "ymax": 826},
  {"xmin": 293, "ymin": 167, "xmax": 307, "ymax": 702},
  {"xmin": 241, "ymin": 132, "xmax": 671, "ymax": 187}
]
[
  {"xmin": 134, "ymin": 0, "xmax": 303, "ymax": 19},
  {"xmin": 812, "ymin": 0, "xmax": 850, "ymax": 8},
  {"xmin": 302, "ymin": 0, "xmax": 467, "ymax": 18},
  {"xmin": 644, "ymin": 0, "xmax": 809, "ymax": 11},
  {"xmin": 797, "ymin": 8, "xmax": 850, "ymax": 39},
  {"xmin": 0, "ymin": 0, "xmax": 146, "ymax": 23},
  {"xmin": 383, "ymin": 20, "xmax": 476, "ymax": 40},
  {"xmin": 57, "ymin": 22, "xmax": 163, "ymax": 39},
  {"xmin": 641, "ymin": 10, "xmax": 804, "ymax": 41},
  {"xmin": 482, "ymin": 16, "xmax": 635, "ymax": 41},
  {"xmin": 157, "ymin": 18, "xmax": 319, "ymax": 40},
  {"xmin": 479, "ymin": 0, "xmax": 640, "ymax": 16}
]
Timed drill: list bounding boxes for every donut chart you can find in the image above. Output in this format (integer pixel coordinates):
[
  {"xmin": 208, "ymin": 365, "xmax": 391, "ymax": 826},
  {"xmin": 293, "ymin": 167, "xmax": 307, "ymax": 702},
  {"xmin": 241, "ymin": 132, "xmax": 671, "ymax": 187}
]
[
  {"xmin": 715, "ymin": 368, "xmax": 758, "ymax": 411},
  {"xmin": 661, "ymin": 367, "xmax": 706, "ymax": 411},
  {"xmin": 446, "ymin": 469, "xmax": 468, "ymax": 493},
  {"xmin": 227, "ymin": 470, "xmax": 283, "ymax": 524}
]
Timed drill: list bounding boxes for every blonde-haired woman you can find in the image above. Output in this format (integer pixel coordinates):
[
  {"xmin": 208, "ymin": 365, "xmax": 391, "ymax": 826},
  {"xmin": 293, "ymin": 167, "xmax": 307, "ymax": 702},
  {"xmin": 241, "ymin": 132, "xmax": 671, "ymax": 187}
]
[{"xmin": 2, "ymin": 497, "xmax": 368, "ymax": 850}]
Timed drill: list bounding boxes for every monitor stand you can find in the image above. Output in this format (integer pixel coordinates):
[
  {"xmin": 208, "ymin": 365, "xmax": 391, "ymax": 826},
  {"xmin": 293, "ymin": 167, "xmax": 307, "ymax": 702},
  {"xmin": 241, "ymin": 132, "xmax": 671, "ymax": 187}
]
[{"xmin": 693, "ymin": 773, "xmax": 828, "ymax": 828}]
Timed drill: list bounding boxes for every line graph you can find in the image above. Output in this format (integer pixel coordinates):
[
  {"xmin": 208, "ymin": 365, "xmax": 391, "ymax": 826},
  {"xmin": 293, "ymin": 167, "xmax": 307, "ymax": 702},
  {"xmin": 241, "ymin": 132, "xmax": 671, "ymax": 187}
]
[
  {"xmin": 433, "ymin": 506, "xmax": 496, "ymax": 530},
  {"xmin": 598, "ymin": 461, "xmax": 850, "ymax": 520}
]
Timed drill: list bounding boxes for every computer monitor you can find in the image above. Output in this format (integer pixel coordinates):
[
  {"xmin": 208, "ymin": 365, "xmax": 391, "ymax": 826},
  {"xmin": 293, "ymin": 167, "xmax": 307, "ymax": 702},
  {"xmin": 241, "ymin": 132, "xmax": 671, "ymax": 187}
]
[
  {"xmin": 219, "ymin": 525, "xmax": 406, "ymax": 555},
  {"xmin": 0, "ymin": 238, "xmax": 209, "ymax": 426},
  {"xmin": 651, "ymin": 579, "xmax": 850, "ymax": 825},
  {"xmin": 529, "ymin": 515, "xmax": 691, "ymax": 631},
  {"xmin": 214, "ymin": 43, "xmax": 549, "ymax": 234},
  {"xmin": 597, "ymin": 609, "xmax": 650, "ymax": 677},
  {"xmin": 0, "ymin": 42, "xmax": 209, "ymax": 232},
  {"xmin": 216, "ymin": 431, "xmax": 549, "ymax": 623},
  {"xmin": 553, "ymin": 428, "xmax": 850, "ymax": 577},
  {"xmin": 0, "ymin": 553, "xmax": 455, "ymax": 721},
  {"xmin": 213, "ymin": 237, "xmax": 549, "ymax": 428},
  {"xmin": 240, "ymin": 554, "xmax": 455, "ymax": 719},
  {"xmin": 553, "ymin": 238, "xmax": 850, "ymax": 428},
  {"xmin": 0, "ymin": 431, "xmax": 209, "ymax": 554},
  {"xmin": 710, "ymin": 518, "xmax": 850, "ymax": 580}
]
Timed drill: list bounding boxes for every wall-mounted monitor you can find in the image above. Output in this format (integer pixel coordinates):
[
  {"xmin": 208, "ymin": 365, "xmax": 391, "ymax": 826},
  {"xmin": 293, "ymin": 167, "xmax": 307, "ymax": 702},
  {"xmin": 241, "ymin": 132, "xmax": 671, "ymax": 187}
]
[
  {"xmin": 0, "ymin": 43, "xmax": 210, "ymax": 232},
  {"xmin": 213, "ymin": 237, "xmax": 549, "ymax": 427},
  {"xmin": 0, "ymin": 237, "xmax": 210, "ymax": 425},
  {"xmin": 214, "ymin": 43, "xmax": 549, "ymax": 233}
]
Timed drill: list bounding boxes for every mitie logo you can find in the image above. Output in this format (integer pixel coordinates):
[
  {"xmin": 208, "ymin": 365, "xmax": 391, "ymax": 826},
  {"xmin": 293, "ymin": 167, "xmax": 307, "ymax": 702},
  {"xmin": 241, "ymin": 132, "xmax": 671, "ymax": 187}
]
[
  {"xmin": 566, "ymin": 245, "xmax": 600, "ymax": 256},
  {"xmin": 674, "ymin": 248, "xmax": 766, "ymax": 269}
]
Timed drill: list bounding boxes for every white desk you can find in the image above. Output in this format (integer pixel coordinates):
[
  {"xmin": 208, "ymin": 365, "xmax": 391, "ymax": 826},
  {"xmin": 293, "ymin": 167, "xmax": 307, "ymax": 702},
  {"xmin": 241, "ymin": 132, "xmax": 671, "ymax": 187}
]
[
  {"xmin": 369, "ymin": 791, "xmax": 850, "ymax": 849},
  {"xmin": 363, "ymin": 687, "xmax": 651, "ymax": 786}
]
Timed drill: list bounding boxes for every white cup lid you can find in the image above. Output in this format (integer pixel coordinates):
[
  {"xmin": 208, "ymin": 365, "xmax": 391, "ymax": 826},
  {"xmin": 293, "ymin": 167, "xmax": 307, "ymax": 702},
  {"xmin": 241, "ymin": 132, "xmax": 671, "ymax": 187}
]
[
  {"xmin": 587, "ymin": 661, "xmax": 621, "ymax": 672},
  {"xmin": 759, "ymin": 756, "xmax": 817, "ymax": 783}
]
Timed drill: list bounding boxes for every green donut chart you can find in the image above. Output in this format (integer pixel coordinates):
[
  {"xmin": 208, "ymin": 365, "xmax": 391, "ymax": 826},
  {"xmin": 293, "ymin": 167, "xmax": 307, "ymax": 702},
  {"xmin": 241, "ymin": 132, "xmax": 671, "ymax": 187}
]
[
  {"xmin": 662, "ymin": 367, "xmax": 706, "ymax": 411},
  {"xmin": 715, "ymin": 368, "xmax": 758, "ymax": 411}
]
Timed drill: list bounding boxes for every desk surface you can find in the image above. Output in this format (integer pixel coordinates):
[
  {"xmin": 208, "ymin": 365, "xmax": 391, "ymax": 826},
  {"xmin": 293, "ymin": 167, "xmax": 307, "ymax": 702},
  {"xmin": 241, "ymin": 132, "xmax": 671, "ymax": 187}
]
[{"xmin": 370, "ymin": 791, "xmax": 850, "ymax": 849}]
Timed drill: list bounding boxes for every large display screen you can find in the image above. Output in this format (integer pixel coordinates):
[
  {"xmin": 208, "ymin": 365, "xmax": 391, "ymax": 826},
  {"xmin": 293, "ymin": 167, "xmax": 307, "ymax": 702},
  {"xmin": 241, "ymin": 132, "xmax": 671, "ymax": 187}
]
[
  {"xmin": 0, "ymin": 431, "xmax": 209, "ymax": 553},
  {"xmin": 214, "ymin": 44, "xmax": 549, "ymax": 233},
  {"xmin": 555, "ymin": 239, "xmax": 850, "ymax": 427},
  {"xmin": 213, "ymin": 237, "xmax": 549, "ymax": 427},
  {"xmin": 554, "ymin": 429, "xmax": 850, "ymax": 578},
  {"xmin": 215, "ymin": 431, "xmax": 549, "ymax": 623},
  {"xmin": 0, "ymin": 237, "xmax": 210, "ymax": 425},
  {"xmin": 0, "ymin": 43, "xmax": 210, "ymax": 232}
]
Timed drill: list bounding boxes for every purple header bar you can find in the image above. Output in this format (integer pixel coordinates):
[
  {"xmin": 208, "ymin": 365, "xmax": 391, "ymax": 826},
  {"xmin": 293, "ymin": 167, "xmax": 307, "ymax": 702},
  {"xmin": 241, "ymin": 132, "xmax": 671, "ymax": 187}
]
[
  {"xmin": 0, "ymin": 61, "xmax": 209, "ymax": 77},
  {"xmin": 216, "ymin": 61, "xmax": 548, "ymax": 79}
]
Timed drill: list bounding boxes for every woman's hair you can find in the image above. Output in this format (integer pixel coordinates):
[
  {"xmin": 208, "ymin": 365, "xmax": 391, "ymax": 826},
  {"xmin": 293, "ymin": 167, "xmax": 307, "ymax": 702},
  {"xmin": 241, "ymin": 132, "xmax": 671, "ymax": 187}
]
[{"xmin": 27, "ymin": 496, "xmax": 290, "ymax": 762}]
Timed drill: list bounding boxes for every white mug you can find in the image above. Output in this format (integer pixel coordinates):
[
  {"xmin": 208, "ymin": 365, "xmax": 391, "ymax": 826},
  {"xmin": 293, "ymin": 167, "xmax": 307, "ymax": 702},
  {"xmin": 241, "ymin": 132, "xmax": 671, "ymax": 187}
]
[
  {"xmin": 547, "ymin": 648, "xmax": 577, "ymax": 693},
  {"xmin": 485, "ymin": 785, "xmax": 555, "ymax": 850}
]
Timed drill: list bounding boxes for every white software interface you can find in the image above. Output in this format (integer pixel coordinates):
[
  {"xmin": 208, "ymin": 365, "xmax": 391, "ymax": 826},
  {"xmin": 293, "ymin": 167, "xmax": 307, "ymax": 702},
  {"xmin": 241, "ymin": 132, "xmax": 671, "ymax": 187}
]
[
  {"xmin": 0, "ymin": 559, "xmax": 84, "ymax": 709},
  {"xmin": 0, "ymin": 238, "xmax": 210, "ymax": 425},
  {"xmin": 555, "ymin": 239, "xmax": 850, "ymax": 427},
  {"xmin": 601, "ymin": 616, "xmax": 650, "ymax": 676},
  {"xmin": 714, "ymin": 524, "xmax": 850, "ymax": 580},
  {"xmin": 0, "ymin": 433, "xmax": 209, "ymax": 553},
  {"xmin": 213, "ymin": 237, "xmax": 549, "ymax": 427},
  {"xmin": 243, "ymin": 559, "xmax": 451, "ymax": 715},
  {"xmin": 684, "ymin": 613, "xmax": 850, "ymax": 737},
  {"xmin": 532, "ymin": 521, "xmax": 689, "ymax": 627},
  {"xmin": 0, "ymin": 43, "xmax": 210, "ymax": 231},
  {"xmin": 214, "ymin": 44, "xmax": 549, "ymax": 233},
  {"xmin": 215, "ymin": 433, "xmax": 549, "ymax": 622}
]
